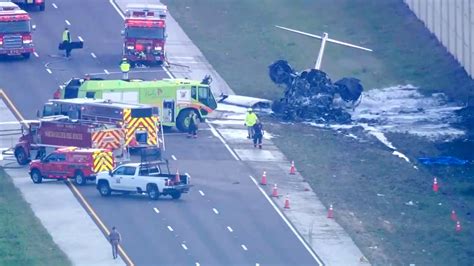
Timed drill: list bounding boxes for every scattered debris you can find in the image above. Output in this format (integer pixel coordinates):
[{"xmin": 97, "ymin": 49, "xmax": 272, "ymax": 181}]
[
  {"xmin": 405, "ymin": 200, "xmax": 415, "ymax": 206},
  {"xmin": 376, "ymin": 193, "xmax": 385, "ymax": 197},
  {"xmin": 268, "ymin": 60, "xmax": 363, "ymax": 123}
]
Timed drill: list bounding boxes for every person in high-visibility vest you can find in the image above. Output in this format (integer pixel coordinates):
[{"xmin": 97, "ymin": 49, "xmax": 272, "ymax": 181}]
[
  {"xmin": 244, "ymin": 108, "xmax": 258, "ymax": 139},
  {"xmin": 62, "ymin": 27, "xmax": 71, "ymax": 58},
  {"xmin": 120, "ymin": 58, "xmax": 131, "ymax": 80}
]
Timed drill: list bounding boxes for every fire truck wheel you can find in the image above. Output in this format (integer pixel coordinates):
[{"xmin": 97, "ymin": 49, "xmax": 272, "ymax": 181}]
[
  {"xmin": 147, "ymin": 184, "xmax": 160, "ymax": 200},
  {"xmin": 15, "ymin": 147, "xmax": 29, "ymax": 165},
  {"xmin": 176, "ymin": 109, "xmax": 196, "ymax": 132},
  {"xmin": 40, "ymin": 3, "xmax": 45, "ymax": 11},
  {"xmin": 171, "ymin": 191, "xmax": 182, "ymax": 200},
  {"xmin": 98, "ymin": 181, "xmax": 111, "ymax": 197},
  {"xmin": 30, "ymin": 169, "xmax": 43, "ymax": 184},
  {"xmin": 74, "ymin": 171, "xmax": 86, "ymax": 186},
  {"xmin": 22, "ymin": 53, "xmax": 31, "ymax": 59}
]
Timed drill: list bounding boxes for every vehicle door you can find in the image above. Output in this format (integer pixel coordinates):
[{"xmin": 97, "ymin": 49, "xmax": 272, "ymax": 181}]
[
  {"xmin": 41, "ymin": 153, "xmax": 61, "ymax": 178},
  {"xmin": 138, "ymin": 165, "xmax": 160, "ymax": 189},
  {"xmin": 54, "ymin": 153, "xmax": 68, "ymax": 177},
  {"xmin": 119, "ymin": 166, "xmax": 138, "ymax": 191},
  {"xmin": 110, "ymin": 165, "xmax": 127, "ymax": 190}
]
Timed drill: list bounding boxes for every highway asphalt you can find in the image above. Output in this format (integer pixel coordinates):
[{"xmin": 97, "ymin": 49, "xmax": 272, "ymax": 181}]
[{"xmin": 0, "ymin": 0, "xmax": 320, "ymax": 265}]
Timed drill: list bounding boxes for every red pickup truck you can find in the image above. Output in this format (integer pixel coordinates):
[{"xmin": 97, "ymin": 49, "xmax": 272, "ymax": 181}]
[{"xmin": 29, "ymin": 147, "xmax": 115, "ymax": 185}]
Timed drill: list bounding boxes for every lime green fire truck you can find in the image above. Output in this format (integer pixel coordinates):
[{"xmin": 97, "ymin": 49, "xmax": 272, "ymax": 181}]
[{"xmin": 55, "ymin": 78, "xmax": 217, "ymax": 132}]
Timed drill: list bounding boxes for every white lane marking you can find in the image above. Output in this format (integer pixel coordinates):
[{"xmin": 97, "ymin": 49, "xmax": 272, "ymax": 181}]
[
  {"xmin": 241, "ymin": 244, "xmax": 248, "ymax": 251},
  {"xmin": 65, "ymin": 20, "xmax": 71, "ymax": 26},
  {"xmin": 153, "ymin": 207, "xmax": 160, "ymax": 214},
  {"xmin": 46, "ymin": 68, "xmax": 52, "ymax": 74},
  {"xmin": 162, "ymin": 66, "xmax": 174, "ymax": 79},
  {"xmin": 195, "ymin": 263, "xmax": 200, "ymax": 266},
  {"xmin": 212, "ymin": 208, "xmax": 219, "ymax": 214},
  {"xmin": 208, "ymin": 123, "xmax": 239, "ymax": 160},
  {"xmin": 52, "ymin": 3, "xmax": 57, "ymax": 8},
  {"xmin": 33, "ymin": 52, "xmax": 39, "ymax": 57},
  {"xmin": 109, "ymin": 0, "xmax": 125, "ymax": 19},
  {"xmin": 167, "ymin": 226, "xmax": 174, "ymax": 232},
  {"xmin": 78, "ymin": 36, "xmax": 84, "ymax": 42},
  {"xmin": 104, "ymin": 69, "xmax": 110, "ymax": 75},
  {"xmin": 227, "ymin": 226, "xmax": 233, "ymax": 232},
  {"xmin": 249, "ymin": 175, "xmax": 323, "ymax": 265},
  {"xmin": 199, "ymin": 190, "xmax": 205, "ymax": 196},
  {"xmin": 90, "ymin": 52, "xmax": 97, "ymax": 59},
  {"xmin": 171, "ymin": 155, "xmax": 177, "ymax": 160},
  {"xmin": 181, "ymin": 244, "xmax": 188, "ymax": 250},
  {"xmin": 256, "ymin": 264, "xmax": 260, "ymax": 266}
]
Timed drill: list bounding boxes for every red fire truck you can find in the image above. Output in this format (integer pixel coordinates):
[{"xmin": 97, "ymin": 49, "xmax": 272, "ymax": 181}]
[
  {"xmin": 14, "ymin": 116, "xmax": 125, "ymax": 165},
  {"xmin": 10, "ymin": 0, "xmax": 45, "ymax": 11},
  {"xmin": 0, "ymin": 2, "xmax": 35, "ymax": 59},
  {"xmin": 122, "ymin": 4, "xmax": 167, "ymax": 64}
]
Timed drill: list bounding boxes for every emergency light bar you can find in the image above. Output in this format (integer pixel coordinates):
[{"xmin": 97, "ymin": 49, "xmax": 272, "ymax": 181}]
[{"xmin": 125, "ymin": 19, "xmax": 165, "ymax": 28}]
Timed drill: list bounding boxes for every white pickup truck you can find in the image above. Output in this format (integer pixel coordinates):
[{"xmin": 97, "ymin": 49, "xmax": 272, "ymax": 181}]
[{"xmin": 96, "ymin": 162, "xmax": 190, "ymax": 200}]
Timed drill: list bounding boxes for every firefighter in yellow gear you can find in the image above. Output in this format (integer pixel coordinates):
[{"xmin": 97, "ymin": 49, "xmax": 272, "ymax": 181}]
[{"xmin": 120, "ymin": 58, "xmax": 131, "ymax": 80}]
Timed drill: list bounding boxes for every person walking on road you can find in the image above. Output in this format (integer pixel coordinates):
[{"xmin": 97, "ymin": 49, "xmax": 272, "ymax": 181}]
[
  {"xmin": 120, "ymin": 58, "xmax": 131, "ymax": 80},
  {"xmin": 108, "ymin": 226, "xmax": 121, "ymax": 259},
  {"xmin": 245, "ymin": 108, "xmax": 258, "ymax": 139},
  {"xmin": 252, "ymin": 121, "xmax": 264, "ymax": 149},
  {"xmin": 62, "ymin": 27, "xmax": 71, "ymax": 58},
  {"xmin": 187, "ymin": 111, "xmax": 198, "ymax": 138}
]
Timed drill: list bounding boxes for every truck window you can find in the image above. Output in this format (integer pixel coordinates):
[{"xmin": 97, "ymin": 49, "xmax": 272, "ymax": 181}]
[
  {"xmin": 123, "ymin": 166, "xmax": 136, "ymax": 176},
  {"xmin": 198, "ymin": 86, "xmax": 217, "ymax": 110},
  {"xmin": 131, "ymin": 108, "xmax": 153, "ymax": 118},
  {"xmin": 0, "ymin": 20, "xmax": 31, "ymax": 34},
  {"xmin": 56, "ymin": 154, "xmax": 66, "ymax": 162},
  {"xmin": 113, "ymin": 166, "xmax": 126, "ymax": 175},
  {"xmin": 191, "ymin": 86, "xmax": 197, "ymax": 99},
  {"xmin": 139, "ymin": 165, "xmax": 160, "ymax": 176}
]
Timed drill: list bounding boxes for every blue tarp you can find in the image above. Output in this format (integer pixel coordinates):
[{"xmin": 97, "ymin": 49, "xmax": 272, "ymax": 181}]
[{"xmin": 418, "ymin": 156, "xmax": 469, "ymax": 166}]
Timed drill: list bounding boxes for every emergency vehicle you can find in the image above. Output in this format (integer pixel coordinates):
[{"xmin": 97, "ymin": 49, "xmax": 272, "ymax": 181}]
[
  {"xmin": 56, "ymin": 77, "xmax": 218, "ymax": 132},
  {"xmin": 122, "ymin": 4, "xmax": 167, "ymax": 64},
  {"xmin": 41, "ymin": 98, "xmax": 160, "ymax": 148},
  {"xmin": 14, "ymin": 116, "xmax": 125, "ymax": 165},
  {"xmin": 29, "ymin": 147, "xmax": 114, "ymax": 186},
  {"xmin": 10, "ymin": 0, "xmax": 45, "ymax": 11},
  {"xmin": 0, "ymin": 2, "xmax": 35, "ymax": 59}
]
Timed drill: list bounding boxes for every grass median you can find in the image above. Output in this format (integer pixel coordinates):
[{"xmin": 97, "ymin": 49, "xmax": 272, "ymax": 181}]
[
  {"xmin": 0, "ymin": 169, "xmax": 70, "ymax": 266},
  {"xmin": 164, "ymin": 0, "xmax": 474, "ymax": 264}
]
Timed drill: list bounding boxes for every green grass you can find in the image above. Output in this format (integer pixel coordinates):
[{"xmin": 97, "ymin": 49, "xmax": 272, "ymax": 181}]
[
  {"xmin": 163, "ymin": 0, "xmax": 474, "ymax": 264},
  {"xmin": 0, "ymin": 169, "xmax": 70, "ymax": 266}
]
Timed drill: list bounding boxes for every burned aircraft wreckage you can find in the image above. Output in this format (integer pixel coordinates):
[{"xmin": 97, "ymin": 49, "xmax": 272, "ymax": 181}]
[{"xmin": 269, "ymin": 59, "xmax": 363, "ymax": 124}]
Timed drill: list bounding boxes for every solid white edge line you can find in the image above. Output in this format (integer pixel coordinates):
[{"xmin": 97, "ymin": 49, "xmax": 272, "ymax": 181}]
[
  {"xmin": 171, "ymin": 155, "xmax": 177, "ymax": 160},
  {"xmin": 109, "ymin": 0, "xmax": 125, "ymax": 19},
  {"xmin": 241, "ymin": 244, "xmax": 248, "ymax": 251},
  {"xmin": 249, "ymin": 175, "xmax": 323, "ymax": 266},
  {"xmin": 52, "ymin": 3, "xmax": 57, "ymax": 8},
  {"xmin": 153, "ymin": 207, "xmax": 160, "ymax": 213},
  {"xmin": 33, "ymin": 52, "xmax": 39, "ymax": 57},
  {"xmin": 46, "ymin": 68, "xmax": 52, "ymax": 74},
  {"xmin": 199, "ymin": 190, "xmax": 205, "ymax": 196},
  {"xmin": 78, "ymin": 36, "xmax": 84, "ymax": 42},
  {"xmin": 90, "ymin": 52, "xmax": 97, "ymax": 58},
  {"xmin": 208, "ymin": 123, "xmax": 239, "ymax": 160},
  {"xmin": 181, "ymin": 244, "xmax": 188, "ymax": 250},
  {"xmin": 212, "ymin": 208, "xmax": 219, "ymax": 214},
  {"xmin": 65, "ymin": 20, "xmax": 71, "ymax": 26},
  {"xmin": 227, "ymin": 226, "xmax": 233, "ymax": 232},
  {"xmin": 167, "ymin": 226, "xmax": 173, "ymax": 232}
]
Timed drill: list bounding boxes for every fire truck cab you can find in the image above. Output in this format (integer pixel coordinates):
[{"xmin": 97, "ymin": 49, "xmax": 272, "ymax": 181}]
[
  {"xmin": 0, "ymin": 2, "xmax": 35, "ymax": 59},
  {"xmin": 122, "ymin": 3, "xmax": 167, "ymax": 64}
]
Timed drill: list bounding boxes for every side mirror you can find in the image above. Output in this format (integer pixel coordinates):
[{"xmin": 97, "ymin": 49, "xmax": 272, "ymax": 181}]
[
  {"xmin": 120, "ymin": 30, "xmax": 125, "ymax": 36},
  {"xmin": 32, "ymin": 25, "xmax": 37, "ymax": 31},
  {"xmin": 109, "ymin": 170, "xmax": 113, "ymax": 177}
]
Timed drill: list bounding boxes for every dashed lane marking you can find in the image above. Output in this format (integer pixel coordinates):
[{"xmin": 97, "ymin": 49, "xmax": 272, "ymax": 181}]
[
  {"xmin": 167, "ymin": 226, "xmax": 174, "ymax": 232},
  {"xmin": 171, "ymin": 155, "xmax": 177, "ymax": 160},
  {"xmin": 199, "ymin": 190, "xmax": 205, "ymax": 196},
  {"xmin": 65, "ymin": 20, "xmax": 71, "ymax": 26},
  {"xmin": 78, "ymin": 36, "xmax": 84, "ymax": 42},
  {"xmin": 153, "ymin": 207, "xmax": 160, "ymax": 214},
  {"xmin": 52, "ymin": 3, "xmax": 57, "ymax": 8},
  {"xmin": 46, "ymin": 68, "xmax": 52, "ymax": 74},
  {"xmin": 90, "ymin": 52, "xmax": 97, "ymax": 59},
  {"xmin": 227, "ymin": 226, "xmax": 233, "ymax": 232},
  {"xmin": 104, "ymin": 69, "xmax": 110, "ymax": 75},
  {"xmin": 212, "ymin": 208, "xmax": 219, "ymax": 215},
  {"xmin": 241, "ymin": 244, "xmax": 248, "ymax": 251},
  {"xmin": 33, "ymin": 52, "xmax": 39, "ymax": 57},
  {"xmin": 181, "ymin": 244, "xmax": 188, "ymax": 250}
]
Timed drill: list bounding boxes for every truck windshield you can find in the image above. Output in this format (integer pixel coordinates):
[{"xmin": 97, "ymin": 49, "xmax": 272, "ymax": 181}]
[
  {"xmin": 125, "ymin": 27, "xmax": 165, "ymax": 39},
  {"xmin": 131, "ymin": 108, "xmax": 153, "ymax": 118},
  {"xmin": 0, "ymin": 20, "xmax": 30, "ymax": 33},
  {"xmin": 198, "ymin": 86, "xmax": 217, "ymax": 111}
]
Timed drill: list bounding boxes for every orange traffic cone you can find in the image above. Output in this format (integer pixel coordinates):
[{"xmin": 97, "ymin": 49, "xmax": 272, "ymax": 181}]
[
  {"xmin": 175, "ymin": 170, "xmax": 181, "ymax": 184},
  {"xmin": 289, "ymin": 161, "xmax": 296, "ymax": 175},
  {"xmin": 284, "ymin": 194, "xmax": 290, "ymax": 209},
  {"xmin": 432, "ymin": 177, "xmax": 439, "ymax": 192},
  {"xmin": 271, "ymin": 184, "xmax": 279, "ymax": 197},
  {"xmin": 327, "ymin": 204, "xmax": 334, "ymax": 218},
  {"xmin": 451, "ymin": 210, "xmax": 458, "ymax": 221},
  {"xmin": 455, "ymin": 221, "xmax": 462, "ymax": 232},
  {"xmin": 260, "ymin": 171, "xmax": 267, "ymax": 185}
]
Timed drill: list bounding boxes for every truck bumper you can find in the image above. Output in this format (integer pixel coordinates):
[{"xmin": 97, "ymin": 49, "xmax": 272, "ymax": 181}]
[
  {"xmin": 163, "ymin": 185, "xmax": 190, "ymax": 194},
  {"xmin": 124, "ymin": 52, "xmax": 164, "ymax": 63},
  {"xmin": 0, "ymin": 47, "xmax": 34, "ymax": 56}
]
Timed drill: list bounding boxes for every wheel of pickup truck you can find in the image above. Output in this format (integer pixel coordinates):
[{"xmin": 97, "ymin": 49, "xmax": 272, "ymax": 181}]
[
  {"xmin": 147, "ymin": 184, "xmax": 160, "ymax": 200},
  {"xmin": 30, "ymin": 169, "xmax": 43, "ymax": 184},
  {"xmin": 98, "ymin": 181, "xmax": 111, "ymax": 197},
  {"xmin": 15, "ymin": 147, "xmax": 29, "ymax": 165},
  {"xmin": 22, "ymin": 53, "xmax": 31, "ymax": 59},
  {"xmin": 74, "ymin": 171, "xmax": 86, "ymax": 186},
  {"xmin": 39, "ymin": 3, "xmax": 45, "ymax": 11},
  {"xmin": 171, "ymin": 191, "xmax": 182, "ymax": 200}
]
